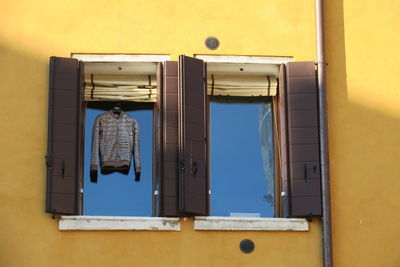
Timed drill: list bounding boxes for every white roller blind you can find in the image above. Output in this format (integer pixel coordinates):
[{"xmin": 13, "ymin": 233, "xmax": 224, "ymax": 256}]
[
  {"xmin": 84, "ymin": 74, "xmax": 157, "ymax": 102},
  {"xmin": 207, "ymin": 75, "xmax": 277, "ymax": 97}
]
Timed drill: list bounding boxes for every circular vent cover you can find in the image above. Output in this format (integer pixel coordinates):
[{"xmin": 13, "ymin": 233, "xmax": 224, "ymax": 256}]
[
  {"xmin": 239, "ymin": 239, "xmax": 255, "ymax": 254},
  {"xmin": 205, "ymin": 36, "xmax": 220, "ymax": 50}
]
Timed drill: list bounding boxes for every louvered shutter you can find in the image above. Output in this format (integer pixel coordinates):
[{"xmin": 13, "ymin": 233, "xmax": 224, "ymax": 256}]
[
  {"xmin": 46, "ymin": 57, "xmax": 83, "ymax": 215},
  {"xmin": 286, "ymin": 61, "xmax": 322, "ymax": 217},
  {"xmin": 178, "ymin": 55, "xmax": 207, "ymax": 215},
  {"xmin": 160, "ymin": 61, "xmax": 180, "ymax": 216}
]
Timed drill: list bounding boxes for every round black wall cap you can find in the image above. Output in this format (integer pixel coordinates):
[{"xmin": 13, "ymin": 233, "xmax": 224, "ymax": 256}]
[
  {"xmin": 205, "ymin": 36, "xmax": 220, "ymax": 50},
  {"xmin": 239, "ymin": 239, "xmax": 255, "ymax": 254}
]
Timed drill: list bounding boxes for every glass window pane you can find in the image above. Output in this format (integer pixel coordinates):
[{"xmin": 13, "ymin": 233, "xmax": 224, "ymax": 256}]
[
  {"xmin": 83, "ymin": 108, "xmax": 153, "ymax": 216},
  {"xmin": 210, "ymin": 102, "xmax": 274, "ymax": 217}
]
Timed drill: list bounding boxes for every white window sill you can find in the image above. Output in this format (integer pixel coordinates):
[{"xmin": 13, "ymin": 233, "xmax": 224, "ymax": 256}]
[
  {"xmin": 59, "ymin": 216, "xmax": 180, "ymax": 231},
  {"xmin": 194, "ymin": 217, "xmax": 309, "ymax": 231}
]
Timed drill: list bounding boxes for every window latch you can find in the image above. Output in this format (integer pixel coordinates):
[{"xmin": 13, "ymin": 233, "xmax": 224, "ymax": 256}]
[
  {"xmin": 304, "ymin": 164, "xmax": 308, "ymax": 182},
  {"xmin": 304, "ymin": 164, "xmax": 317, "ymax": 182},
  {"xmin": 191, "ymin": 160, "xmax": 198, "ymax": 177},
  {"xmin": 61, "ymin": 160, "xmax": 65, "ymax": 178}
]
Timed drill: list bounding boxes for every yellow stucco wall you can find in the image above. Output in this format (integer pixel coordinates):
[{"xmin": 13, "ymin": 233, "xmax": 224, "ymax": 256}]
[
  {"xmin": 325, "ymin": 0, "xmax": 400, "ymax": 266},
  {"xmin": 0, "ymin": 0, "xmax": 399, "ymax": 266}
]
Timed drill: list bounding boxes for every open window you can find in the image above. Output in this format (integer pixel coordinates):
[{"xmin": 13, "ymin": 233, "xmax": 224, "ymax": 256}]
[
  {"xmin": 203, "ymin": 60, "xmax": 278, "ymax": 218},
  {"xmin": 45, "ymin": 55, "xmax": 322, "ymax": 219},
  {"xmin": 45, "ymin": 56, "xmax": 165, "ymax": 216},
  {"xmin": 171, "ymin": 55, "xmax": 322, "ymax": 219},
  {"xmin": 179, "ymin": 55, "xmax": 323, "ymax": 219},
  {"xmin": 82, "ymin": 61, "xmax": 160, "ymax": 216},
  {"xmin": 45, "ymin": 55, "xmax": 208, "ymax": 218}
]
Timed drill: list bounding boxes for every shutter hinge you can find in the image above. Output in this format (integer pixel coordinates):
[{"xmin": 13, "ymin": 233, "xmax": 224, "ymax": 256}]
[
  {"xmin": 180, "ymin": 160, "xmax": 185, "ymax": 171},
  {"xmin": 154, "ymin": 190, "xmax": 159, "ymax": 198},
  {"xmin": 45, "ymin": 155, "xmax": 52, "ymax": 168},
  {"xmin": 80, "ymin": 188, "xmax": 84, "ymax": 194}
]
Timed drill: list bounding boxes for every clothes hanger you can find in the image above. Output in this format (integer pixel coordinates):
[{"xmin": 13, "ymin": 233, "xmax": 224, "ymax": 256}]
[{"xmin": 111, "ymin": 101, "xmax": 123, "ymax": 114}]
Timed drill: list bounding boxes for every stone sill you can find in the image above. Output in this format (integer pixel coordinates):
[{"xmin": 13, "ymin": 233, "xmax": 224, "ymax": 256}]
[
  {"xmin": 59, "ymin": 216, "xmax": 180, "ymax": 231},
  {"xmin": 194, "ymin": 217, "xmax": 309, "ymax": 231},
  {"xmin": 59, "ymin": 216, "xmax": 308, "ymax": 232}
]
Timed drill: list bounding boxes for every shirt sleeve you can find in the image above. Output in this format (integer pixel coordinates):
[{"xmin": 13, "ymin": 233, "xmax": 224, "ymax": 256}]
[
  {"xmin": 132, "ymin": 119, "xmax": 142, "ymax": 181},
  {"xmin": 90, "ymin": 115, "xmax": 101, "ymax": 183}
]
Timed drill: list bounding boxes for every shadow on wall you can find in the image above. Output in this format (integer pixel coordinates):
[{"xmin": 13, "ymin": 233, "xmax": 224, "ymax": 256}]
[
  {"xmin": 0, "ymin": 40, "xmax": 50, "ymax": 212},
  {"xmin": 325, "ymin": 0, "xmax": 400, "ymax": 266}
]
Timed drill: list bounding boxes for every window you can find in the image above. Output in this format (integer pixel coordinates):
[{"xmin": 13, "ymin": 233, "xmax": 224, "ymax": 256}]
[
  {"xmin": 203, "ymin": 57, "xmax": 278, "ymax": 218},
  {"xmin": 45, "ymin": 55, "xmax": 322, "ymax": 220},
  {"xmin": 81, "ymin": 60, "xmax": 159, "ymax": 216},
  {"xmin": 45, "ymin": 56, "xmax": 165, "ymax": 217},
  {"xmin": 83, "ymin": 108, "xmax": 153, "ymax": 216},
  {"xmin": 210, "ymin": 100, "xmax": 275, "ymax": 217}
]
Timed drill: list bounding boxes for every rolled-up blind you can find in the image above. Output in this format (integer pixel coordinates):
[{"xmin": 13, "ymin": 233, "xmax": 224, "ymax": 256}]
[
  {"xmin": 84, "ymin": 74, "xmax": 157, "ymax": 102},
  {"xmin": 207, "ymin": 75, "xmax": 277, "ymax": 97}
]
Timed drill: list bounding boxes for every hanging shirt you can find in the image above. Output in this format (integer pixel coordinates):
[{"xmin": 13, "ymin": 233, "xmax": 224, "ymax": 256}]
[{"xmin": 90, "ymin": 110, "xmax": 141, "ymax": 182}]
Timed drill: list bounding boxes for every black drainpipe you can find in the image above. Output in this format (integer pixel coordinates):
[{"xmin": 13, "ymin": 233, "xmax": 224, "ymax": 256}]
[{"xmin": 315, "ymin": 0, "xmax": 333, "ymax": 266}]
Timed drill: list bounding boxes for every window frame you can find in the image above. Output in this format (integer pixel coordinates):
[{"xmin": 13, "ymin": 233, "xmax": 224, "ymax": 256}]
[
  {"xmin": 82, "ymin": 102, "xmax": 155, "ymax": 216},
  {"xmin": 196, "ymin": 55, "xmax": 293, "ymax": 218},
  {"xmin": 207, "ymin": 96, "xmax": 275, "ymax": 218},
  {"xmin": 72, "ymin": 54, "xmax": 170, "ymax": 217}
]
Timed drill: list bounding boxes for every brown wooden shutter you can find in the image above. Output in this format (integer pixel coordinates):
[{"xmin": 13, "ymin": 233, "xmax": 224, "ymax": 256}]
[
  {"xmin": 178, "ymin": 55, "xmax": 207, "ymax": 215},
  {"xmin": 160, "ymin": 61, "xmax": 180, "ymax": 216},
  {"xmin": 154, "ymin": 62, "xmax": 163, "ymax": 216},
  {"xmin": 286, "ymin": 61, "xmax": 322, "ymax": 217},
  {"xmin": 46, "ymin": 57, "xmax": 82, "ymax": 215},
  {"xmin": 274, "ymin": 63, "xmax": 290, "ymax": 218}
]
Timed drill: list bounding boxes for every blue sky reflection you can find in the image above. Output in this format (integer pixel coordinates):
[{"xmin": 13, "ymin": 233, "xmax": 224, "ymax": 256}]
[
  {"xmin": 83, "ymin": 108, "xmax": 153, "ymax": 216},
  {"xmin": 210, "ymin": 102, "xmax": 274, "ymax": 217}
]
